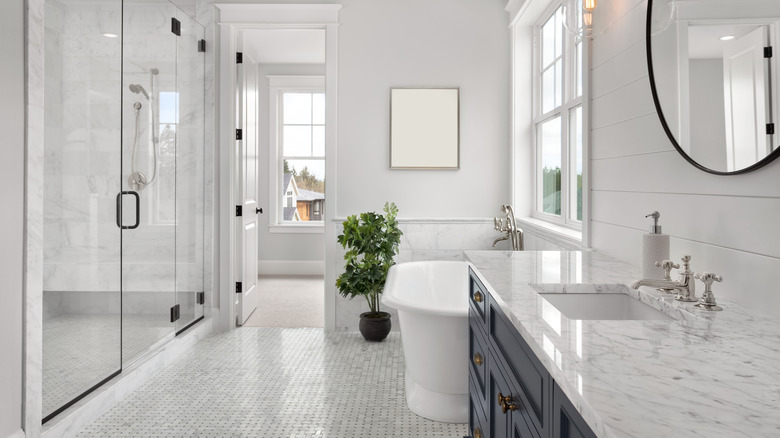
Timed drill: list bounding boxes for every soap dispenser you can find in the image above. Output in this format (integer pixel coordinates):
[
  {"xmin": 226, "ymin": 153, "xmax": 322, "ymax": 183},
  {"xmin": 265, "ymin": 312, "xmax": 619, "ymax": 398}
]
[{"xmin": 642, "ymin": 211, "xmax": 670, "ymax": 280}]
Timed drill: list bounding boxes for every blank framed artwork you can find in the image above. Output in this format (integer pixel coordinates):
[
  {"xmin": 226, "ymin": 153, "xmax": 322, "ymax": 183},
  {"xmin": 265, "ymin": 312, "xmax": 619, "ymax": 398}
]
[{"xmin": 390, "ymin": 88, "xmax": 460, "ymax": 169}]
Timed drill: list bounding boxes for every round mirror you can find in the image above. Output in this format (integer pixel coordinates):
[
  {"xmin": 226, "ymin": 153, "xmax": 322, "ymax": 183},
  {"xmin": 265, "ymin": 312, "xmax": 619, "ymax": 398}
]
[{"xmin": 647, "ymin": 0, "xmax": 780, "ymax": 174}]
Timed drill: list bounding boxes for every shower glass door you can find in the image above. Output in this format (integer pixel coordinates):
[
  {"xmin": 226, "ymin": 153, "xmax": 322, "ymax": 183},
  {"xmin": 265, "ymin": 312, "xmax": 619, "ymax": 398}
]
[
  {"xmin": 175, "ymin": 9, "xmax": 206, "ymax": 332},
  {"xmin": 42, "ymin": 0, "xmax": 206, "ymax": 422},
  {"xmin": 41, "ymin": 0, "xmax": 123, "ymax": 422},
  {"xmin": 121, "ymin": 0, "xmax": 178, "ymax": 365}
]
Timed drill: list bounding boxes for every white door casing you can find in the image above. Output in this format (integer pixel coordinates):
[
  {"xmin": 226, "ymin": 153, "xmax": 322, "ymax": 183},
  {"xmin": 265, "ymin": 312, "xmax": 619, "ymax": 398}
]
[{"xmin": 217, "ymin": 3, "xmax": 340, "ymax": 332}]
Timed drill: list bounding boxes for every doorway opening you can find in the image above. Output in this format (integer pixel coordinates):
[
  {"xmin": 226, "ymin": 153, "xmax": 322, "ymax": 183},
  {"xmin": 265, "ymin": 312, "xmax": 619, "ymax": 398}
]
[{"xmin": 217, "ymin": 4, "xmax": 339, "ymax": 330}]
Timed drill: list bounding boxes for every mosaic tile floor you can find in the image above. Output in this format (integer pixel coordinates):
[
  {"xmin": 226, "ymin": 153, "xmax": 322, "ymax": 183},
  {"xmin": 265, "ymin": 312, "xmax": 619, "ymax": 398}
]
[{"xmin": 76, "ymin": 328, "xmax": 468, "ymax": 437}]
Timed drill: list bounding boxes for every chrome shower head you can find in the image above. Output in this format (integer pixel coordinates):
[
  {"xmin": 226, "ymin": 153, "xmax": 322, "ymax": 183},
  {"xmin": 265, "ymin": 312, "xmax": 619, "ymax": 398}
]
[{"xmin": 129, "ymin": 83, "xmax": 150, "ymax": 100}]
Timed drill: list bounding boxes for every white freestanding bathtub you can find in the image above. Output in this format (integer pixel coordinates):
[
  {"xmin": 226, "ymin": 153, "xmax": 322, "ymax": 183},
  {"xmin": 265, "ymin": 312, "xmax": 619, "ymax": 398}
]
[{"xmin": 382, "ymin": 261, "xmax": 469, "ymax": 423}]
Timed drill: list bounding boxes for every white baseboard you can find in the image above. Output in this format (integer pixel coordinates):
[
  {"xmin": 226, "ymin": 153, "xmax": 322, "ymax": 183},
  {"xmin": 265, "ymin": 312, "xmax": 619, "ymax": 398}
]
[
  {"xmin": 258, "ymin": 260, "xmax": 324, "ymax": 276},
  {"xmin": 7, "ymin": 430, "xmax": 25, "ymax": 438}
]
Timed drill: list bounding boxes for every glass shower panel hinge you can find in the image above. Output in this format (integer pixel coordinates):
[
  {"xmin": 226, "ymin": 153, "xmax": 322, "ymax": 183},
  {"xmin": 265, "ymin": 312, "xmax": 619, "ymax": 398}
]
[
  {"xmin": 170, "ymin": 304, "xmax": 181, "ymax": 323},
  {"xmin": 197, "ymin": 292, "xmax": 205, "ymax": 305},
  {"xmin": 198, "ymin": 39, "xmax": 206, "ymax": 52},
  {"xmin": 171, "ymin": 18, "xmax": 181, "ymax": 36}
]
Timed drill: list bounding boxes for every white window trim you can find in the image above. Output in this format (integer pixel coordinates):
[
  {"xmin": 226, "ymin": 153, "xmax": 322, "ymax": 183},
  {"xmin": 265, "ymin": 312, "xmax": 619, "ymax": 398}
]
[
  {"xmin": 510, "ymin": 0, "xmax": 589, "ymax": 244},
  {"xmin": 267, "ymin": 75, "xmax": 325, "ymax": 234}
]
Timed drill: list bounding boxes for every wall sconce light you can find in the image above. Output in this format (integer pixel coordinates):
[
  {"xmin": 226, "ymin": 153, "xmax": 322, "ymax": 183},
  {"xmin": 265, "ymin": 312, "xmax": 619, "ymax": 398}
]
[{"xmin": 563, "ymin": 0, "xmax": 600, "ymax": 39}]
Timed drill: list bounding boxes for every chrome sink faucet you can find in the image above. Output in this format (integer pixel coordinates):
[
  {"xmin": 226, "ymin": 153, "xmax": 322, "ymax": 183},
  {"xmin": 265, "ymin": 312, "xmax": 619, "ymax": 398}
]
[
  {"xmin": 631, "ymin": 255, "xmax": 697, "ymax": 302},
  {"xmin": 493, "ymin": 204, "xmax": 523, "ymax": 251}
]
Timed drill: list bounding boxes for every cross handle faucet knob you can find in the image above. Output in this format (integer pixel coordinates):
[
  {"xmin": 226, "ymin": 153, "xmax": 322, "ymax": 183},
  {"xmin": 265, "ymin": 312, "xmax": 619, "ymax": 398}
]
[
  {"xmin": 654, "ymin": 260, "xmax": 680, "ymax": 281},
  {"xmin": 694, "ymin": 272, "xmax": 723, "ymax": 292}
]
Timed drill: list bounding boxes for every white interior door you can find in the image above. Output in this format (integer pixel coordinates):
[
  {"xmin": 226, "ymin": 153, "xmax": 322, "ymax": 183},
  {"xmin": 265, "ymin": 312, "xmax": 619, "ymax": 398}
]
[
  {"xmin": 236, "ymin": 52, "xmax": 260, "ymax": 326},
  {"xmin": 722, "ymin": 26, "xmax": 771, "ymax": 171}
]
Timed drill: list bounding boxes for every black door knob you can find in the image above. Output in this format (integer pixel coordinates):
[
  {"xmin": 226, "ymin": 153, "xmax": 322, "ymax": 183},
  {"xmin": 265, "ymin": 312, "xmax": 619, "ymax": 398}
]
[{"xmin": 256, "ymin": 207, "xmax": 263, "ymax": 214}]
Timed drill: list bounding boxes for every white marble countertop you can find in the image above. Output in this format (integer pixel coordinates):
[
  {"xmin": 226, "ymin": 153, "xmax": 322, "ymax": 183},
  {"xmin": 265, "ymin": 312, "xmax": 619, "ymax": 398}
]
[{"xmin": 464, "ymin": 250, "xmax": 780, "ymax": 438}]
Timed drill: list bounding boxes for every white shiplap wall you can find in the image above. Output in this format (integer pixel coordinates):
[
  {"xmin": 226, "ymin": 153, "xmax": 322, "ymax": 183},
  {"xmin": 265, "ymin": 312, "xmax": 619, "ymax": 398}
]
[{"xmin": 589, "ymin": 0, "xmax": 780, "ymax": 317}]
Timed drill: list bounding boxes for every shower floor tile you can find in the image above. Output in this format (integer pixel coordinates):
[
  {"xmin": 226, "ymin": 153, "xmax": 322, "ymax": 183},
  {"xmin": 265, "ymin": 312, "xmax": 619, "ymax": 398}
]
[
  {"xmin": 76, "ymin": 328, "xmax": 468, "ymax": 437},
  {"xmin": 43, "ymin": 313, "xmax": 184, "ymax": 417}
]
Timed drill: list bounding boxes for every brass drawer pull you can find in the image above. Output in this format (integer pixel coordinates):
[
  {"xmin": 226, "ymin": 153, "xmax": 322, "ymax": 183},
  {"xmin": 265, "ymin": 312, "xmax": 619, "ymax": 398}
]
[
  {"xmin": 473, "ymin": 291, "xmax": 483, "ymax": 303},
  {"xmin": 473, "ymin": 352, "xmax": 483, "ymax": 366},
  {"xmin": 474, "ymin": 427, "xmax": 483, "ymax": 438},
  {"xmin": 498, "ymin": 392, "xmax": 518, "ymax": 414}
]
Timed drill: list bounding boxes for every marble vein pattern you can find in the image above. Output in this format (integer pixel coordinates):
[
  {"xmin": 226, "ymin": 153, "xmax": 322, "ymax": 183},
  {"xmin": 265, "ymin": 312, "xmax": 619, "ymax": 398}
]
[{"xmin": 464, "ymin": 250, "xmax": 780, "ymax": 438}]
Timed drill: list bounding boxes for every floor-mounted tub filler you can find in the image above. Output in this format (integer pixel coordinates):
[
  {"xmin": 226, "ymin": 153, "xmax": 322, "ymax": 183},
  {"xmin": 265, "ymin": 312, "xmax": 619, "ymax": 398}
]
[{"xmin": 382, "ymin": 261, "xmax": 469, "ymax": 423}]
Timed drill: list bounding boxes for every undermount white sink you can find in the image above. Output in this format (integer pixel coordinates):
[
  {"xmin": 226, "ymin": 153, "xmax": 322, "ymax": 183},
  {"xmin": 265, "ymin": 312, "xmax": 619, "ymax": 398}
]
[{"xmin": 539, "ymin": 293, "xmax": 674, "ymax": 320}]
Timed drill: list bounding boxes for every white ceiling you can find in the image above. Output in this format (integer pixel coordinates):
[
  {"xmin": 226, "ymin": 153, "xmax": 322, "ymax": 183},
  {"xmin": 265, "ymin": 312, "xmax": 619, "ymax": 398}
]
[
  {"xmin": 688, "ymin": 24, "xmax": 762, "ymax": 59},
  {"xmin": 242, "ymin": 29, "xmax": 326, "ymax": 64}
]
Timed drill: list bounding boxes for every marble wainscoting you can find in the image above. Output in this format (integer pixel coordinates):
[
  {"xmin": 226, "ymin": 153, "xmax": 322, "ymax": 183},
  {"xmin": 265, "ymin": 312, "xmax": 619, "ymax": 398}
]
[{"xmin": 332, "ymin": 218, "xmax": 576, "ymax": 331}]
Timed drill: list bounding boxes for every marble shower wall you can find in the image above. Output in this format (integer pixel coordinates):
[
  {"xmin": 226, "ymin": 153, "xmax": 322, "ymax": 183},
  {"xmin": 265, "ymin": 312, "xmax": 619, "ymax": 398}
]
[
  {"xmin": 43, "ymin": 2, "xmax": 206, "ymax": 317},
  {"xmin": 43, "ymin": 0, "xmax": 123, "ymax": 305}
]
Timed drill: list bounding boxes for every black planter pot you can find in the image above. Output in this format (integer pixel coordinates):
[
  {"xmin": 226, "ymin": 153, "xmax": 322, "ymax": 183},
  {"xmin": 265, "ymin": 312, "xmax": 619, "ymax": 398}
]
[{"xmin": 359, "ymin": 312, "xmax": 392, "ymax": 342}]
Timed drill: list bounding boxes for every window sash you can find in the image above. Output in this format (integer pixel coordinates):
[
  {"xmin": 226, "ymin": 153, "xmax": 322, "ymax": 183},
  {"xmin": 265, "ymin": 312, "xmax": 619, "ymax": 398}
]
[{"xmin": 533, "ymin": 2, "xmax": 582, "ymax": 230}]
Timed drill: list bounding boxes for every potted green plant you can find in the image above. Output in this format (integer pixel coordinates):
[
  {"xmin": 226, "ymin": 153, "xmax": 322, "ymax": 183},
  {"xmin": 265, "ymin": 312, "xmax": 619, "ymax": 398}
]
[{"xmin": 336, "ymin": 202, "xmax": 403, "ymax": 341}]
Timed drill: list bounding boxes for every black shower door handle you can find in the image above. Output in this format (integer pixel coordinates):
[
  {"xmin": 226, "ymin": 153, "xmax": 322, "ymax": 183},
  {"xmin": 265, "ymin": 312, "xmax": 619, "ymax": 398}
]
[{"xmin": 116, "ymin": 191, "xmax": 140, "ymax": 229}]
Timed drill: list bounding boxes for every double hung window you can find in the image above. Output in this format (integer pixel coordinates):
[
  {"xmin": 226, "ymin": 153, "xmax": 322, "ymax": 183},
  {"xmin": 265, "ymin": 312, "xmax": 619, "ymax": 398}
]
[
  {"xmin": 535, "ymin": 4, "xmax": 583, "ymax": 226},
  {"xmin": 268, "ymin": 75, "xmax": 326, "ymax": 230}
]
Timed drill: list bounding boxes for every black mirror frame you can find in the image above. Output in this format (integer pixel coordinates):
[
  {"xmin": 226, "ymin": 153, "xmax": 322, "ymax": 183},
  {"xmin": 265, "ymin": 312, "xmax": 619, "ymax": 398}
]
[{"xmin": 645, "ymin": 0, "xmax": 780, "ymax": 175}]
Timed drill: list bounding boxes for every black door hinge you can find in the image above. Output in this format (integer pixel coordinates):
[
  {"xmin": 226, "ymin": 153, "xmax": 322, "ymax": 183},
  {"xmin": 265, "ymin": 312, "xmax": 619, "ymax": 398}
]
[
  {"xmin": 236, "ymin": 129, "xmax": 242, "ymax": 140},
  {"xmin": 171, "ymin": 18, "xmax": 181, "ymax": 36},
  {"xmin": 236, "ymin": 282, "xmax": 243, "ymax": 293},
  {"xmin": 198, "ymin": 39, "xmax": 206, "ymax": 52},
  {"xmin": 170, "ymin": 304, "xmax": 181, "ymax": 322},
  {"xmin": 196, "ymin": 292, "xmax": 205, "ymax": 305},
  {"xmin": 767, "ymin": 123, "xmax": 775, "ymax": 135},
  {"xmin": 765, "ymin": 46, "xmax": 773, "ymax": 58},
  {"xmin": 236, "ymin": 205, "xmax": 243, "ymax": 217},
  {"xmin": 236, "ymin": 52, "xmax": 243, "ymax": 64}
]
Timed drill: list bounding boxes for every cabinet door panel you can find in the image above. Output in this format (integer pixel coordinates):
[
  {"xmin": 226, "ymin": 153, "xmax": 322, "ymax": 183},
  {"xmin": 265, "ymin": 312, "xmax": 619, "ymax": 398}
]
[
  {"xmin": 489, "ymin": 297, "xmax": 548, "ymax": 436},
  {"xmin": 553, "ymin": 382, "xmax": 597, "ymax": 438}
]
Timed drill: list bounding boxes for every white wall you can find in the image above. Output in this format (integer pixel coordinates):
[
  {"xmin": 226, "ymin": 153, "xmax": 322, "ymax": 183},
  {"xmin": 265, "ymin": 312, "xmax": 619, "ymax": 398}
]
[
  {"xmin": 256, "ymin": 63, "xmax": 325, "ymax": 264},
  {"xmin": 0, "ymin": 0, "xmax": 25, "ymax": 435},
  {"xmin": 336, "ymin": 0, "xmax": 510, "ymax": 218},
  {"xmin": 589, "ymin": 0, "xmax": 780, "ymax": 317},
  {"xmin": 328, "ymin": 0, "xmax": 510, "ymax": 329}
]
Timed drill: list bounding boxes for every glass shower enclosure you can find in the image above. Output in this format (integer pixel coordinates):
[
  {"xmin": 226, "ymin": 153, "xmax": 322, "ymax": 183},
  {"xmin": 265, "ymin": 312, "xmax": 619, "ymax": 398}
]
[{"xmin": 42, "ymin": 0, "xmax": 205, "ymax": 423}]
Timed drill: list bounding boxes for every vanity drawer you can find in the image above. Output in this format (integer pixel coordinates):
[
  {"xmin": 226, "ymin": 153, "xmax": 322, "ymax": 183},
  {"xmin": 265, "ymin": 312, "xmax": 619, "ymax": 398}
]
[
  {"xmin": 488, "ymin": 297, "xmax": 550, "ymax": 437},
  {"xmin": 469, "ymin": 377, "xmax": 488, "ymax": 438},
  {"xmin": 469, "ymin": 317, "xmax": 489, "ymax": 405},
  {"xmin": 469, "ymin": 267, "xmax": 488, "ymax": 323}
]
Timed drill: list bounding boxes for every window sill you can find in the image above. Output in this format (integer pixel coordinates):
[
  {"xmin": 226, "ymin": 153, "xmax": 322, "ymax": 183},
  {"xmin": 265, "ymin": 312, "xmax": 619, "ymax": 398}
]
[
  {"xmin": 516, "ymin": 217, "xmax": 583, "ymax": 249},
  {"xmin": 268, "ymin": 224, "xmax": 324, "ymax": 234}
]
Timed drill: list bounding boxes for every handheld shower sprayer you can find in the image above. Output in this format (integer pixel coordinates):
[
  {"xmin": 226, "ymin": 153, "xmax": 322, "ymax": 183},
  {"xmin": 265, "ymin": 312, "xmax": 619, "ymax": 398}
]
[
  {"xmin": 129, "ymin": 84, "xmax": 150, "ymax": 100},
  {"xmin": 128, "ymin": 69, "xmax": 158, "ymax": 191}
]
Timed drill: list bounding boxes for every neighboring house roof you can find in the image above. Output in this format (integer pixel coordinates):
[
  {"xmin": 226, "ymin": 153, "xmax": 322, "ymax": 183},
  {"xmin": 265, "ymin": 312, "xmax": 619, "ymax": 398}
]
[
  {"xmin": 282, "ymin": 173, "xmax": 298, "ymax": 196},
  {"xmin": 283, "ymin": 206, "xmax": 299, "ymax": 221},
  {"xmin": 297, "ymin": 189, "xmax": 325, "ymax": 202}
]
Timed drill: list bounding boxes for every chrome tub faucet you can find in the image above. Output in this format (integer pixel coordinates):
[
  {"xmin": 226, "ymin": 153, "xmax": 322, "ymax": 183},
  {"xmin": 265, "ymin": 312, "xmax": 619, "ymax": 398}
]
[{"xmin": 493, "ymin": 204, "xmax": 523, "ymax": 251}]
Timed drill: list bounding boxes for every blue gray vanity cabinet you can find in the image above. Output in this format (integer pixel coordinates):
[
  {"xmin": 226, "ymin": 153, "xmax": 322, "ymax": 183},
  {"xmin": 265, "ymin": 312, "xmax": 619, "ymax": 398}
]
[
  {"xmin": 552, "ymin": 382, "xmax": 597, "ymax": 438},
  {"xmin": 467, "ymin": 267, "xmax": 597, "ymax": 438}
]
